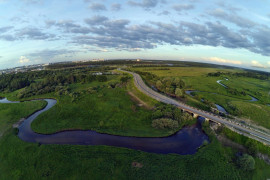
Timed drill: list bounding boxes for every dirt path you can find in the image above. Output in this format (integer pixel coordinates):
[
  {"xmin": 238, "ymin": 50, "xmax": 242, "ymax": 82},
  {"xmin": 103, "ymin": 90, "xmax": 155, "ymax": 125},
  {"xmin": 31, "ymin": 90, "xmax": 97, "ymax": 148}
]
[{"xmin": 127, "ymin": 92, "xmax": 152, "ymax": 110}]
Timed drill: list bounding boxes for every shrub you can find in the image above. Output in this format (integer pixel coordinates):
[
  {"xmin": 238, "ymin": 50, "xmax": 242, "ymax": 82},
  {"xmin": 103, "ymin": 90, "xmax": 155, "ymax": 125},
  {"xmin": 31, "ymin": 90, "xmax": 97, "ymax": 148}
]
[
  {"xmin": 181, "ymin": 112, "xmax": 193, "ymax": 121},
  {"xmin": 236, "ymin": 154, "xmax": 255, "ymax": 171},
  {"xmin": 152, "ymin": 118, "xmax": 179, "ymax": 129},
  {"xmin": 97, "ymin": 75, "xmax": 107, "ymax": 82}
]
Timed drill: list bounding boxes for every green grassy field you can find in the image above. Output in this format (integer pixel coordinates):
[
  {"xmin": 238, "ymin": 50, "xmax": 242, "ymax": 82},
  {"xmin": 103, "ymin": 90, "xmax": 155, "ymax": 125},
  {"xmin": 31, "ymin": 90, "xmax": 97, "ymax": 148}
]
[
  {"xmin": 0, "ymin": 100, "xmax": 47, "ymax": 136},
  {"xmin": 29, "ymin": 77, "xmax": 180, "ymax": 137},
  {"xmin": 131, "ymin": 66, "xmax": 270, "ymax": 129},
  {"xmin": 0, "ymin": 67, "xmax": 270, "ymax": 179},
  {"xmin": 1, "ymin": 122, "xmax": 270, "ymax": 179}
]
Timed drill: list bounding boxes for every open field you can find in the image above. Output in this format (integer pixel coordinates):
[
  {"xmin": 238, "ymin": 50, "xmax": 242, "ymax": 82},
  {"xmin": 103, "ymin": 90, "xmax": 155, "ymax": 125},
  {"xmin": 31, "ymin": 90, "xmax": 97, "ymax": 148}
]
[
  {"xmin": 0, "ymin": 100, "xmax": 47, "ymax": 137},
  {"xmin": 1, "ymin": 119, "xmax": 270, "ymax": 179},
  {"xmin": 131, "ymin": 66, "xmax": 270, "ymax": 129},
  {"xmin": 0, "ymin": 64, "xmax": 270, "ymax": 179},
  {"xmin": 27, "ymin": 75, "xmax": 174, "ymax": 137}
]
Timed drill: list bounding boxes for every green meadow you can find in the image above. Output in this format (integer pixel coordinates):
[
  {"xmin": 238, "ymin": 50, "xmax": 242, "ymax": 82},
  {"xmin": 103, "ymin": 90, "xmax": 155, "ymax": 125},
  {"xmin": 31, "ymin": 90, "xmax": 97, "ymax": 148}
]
[
  {"xmin": 0, "ymin": 66, "xmax": 270, "ymax": 179},
  {"xmin": 131, "ymin": 66, "xmax": 270, "ymax": 128}
]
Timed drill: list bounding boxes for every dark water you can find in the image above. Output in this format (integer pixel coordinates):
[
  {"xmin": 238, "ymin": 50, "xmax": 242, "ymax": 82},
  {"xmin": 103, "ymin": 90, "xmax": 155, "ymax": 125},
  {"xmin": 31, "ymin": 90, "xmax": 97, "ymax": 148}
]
[
  {"xmin": 249, "ymin": 95, "xmax": 258, "ymax": 102},
  {"xmin": 185, "ymin": 90, "xmax": 199, "ymax": 96},
  {"xmin": 215, "ymin": 104, "xmax": 228, "ymax": 114},
  {"xmin": 0, "ymin": 98, "xmax": 19, "ymax": 103},
  {"xmin": 216, "ymin": 80, "xmax": 228, "ymax": 88},
  {"xmin": 1, "ymin": 98, "xmax": 209, "ymax": 155}
]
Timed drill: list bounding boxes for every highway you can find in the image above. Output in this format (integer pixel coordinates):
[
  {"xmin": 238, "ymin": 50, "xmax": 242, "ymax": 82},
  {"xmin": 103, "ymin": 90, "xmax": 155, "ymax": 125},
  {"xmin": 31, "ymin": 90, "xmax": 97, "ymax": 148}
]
[{"xmin": 121, "ymin": 69, "xmax": 270, "ymax": 145}]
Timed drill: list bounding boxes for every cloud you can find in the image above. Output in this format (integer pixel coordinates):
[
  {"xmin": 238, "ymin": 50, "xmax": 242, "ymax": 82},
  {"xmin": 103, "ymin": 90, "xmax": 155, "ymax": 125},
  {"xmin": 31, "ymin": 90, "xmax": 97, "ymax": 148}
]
[
  {"xmin": 72, "ymin": 18, "xmax": 256, "ymax": 53},
  {"xmin": 206, "ymin": 57, "xmax": 242, "ymax": 65},
  {"xmin": 19, "ymin": 56, "xmax": 30, "ymax": 63},
  {"xmin": 251, "ymin": 60, "xmax": 266, "ymax": 68},
  {"xmin": 111, "ymin": 3, "xmax": 121, "ymax": 11},
  {"xmin": 0, "ymin": 26, "xmax": 13, "ymax": 33},
  {"xmin": 247, "ymin": 26, "xmax": 270, "ymax": 56},
  {"xmin": 268, "ymin": 61, "xmax": 270, "ymax": 65},
  {"xmin": 17, "ymin": 27, "xmax": 55, "ymax": 40},
  {"xmin": 209, "ymin": 8, "xmax": 257, "ymax": 28},
  {"xmin": 21, "ymin": 0, "xmax": 41, "ymax": 4},
  {"xmin": 89, "ymin": 3, "xmax": 107, "ymax": 11},
  {"xmin": 172, "ymin": 4, "xmax": 194, "ymax": 12},
  {"xmin": 84, "ymin": 16, "xmax": 109, "ymax": 25},
  {"xmin": 27, "ymin": 49, "xmax": 79, "ymax": 59},
  {"xmin": 49, "ymin": 20, "xmax": 90, "ymax": 34},
  {"xmin": 128, "ymin": 0, "xmax": 159, "ymax": 9},
  {"xmin": 158, "ymin": 10, "xmax": 170, "ymax": 15},
  {"xmin": 0, "ymin": 35, "xmax": 16, "ymax": 41}
]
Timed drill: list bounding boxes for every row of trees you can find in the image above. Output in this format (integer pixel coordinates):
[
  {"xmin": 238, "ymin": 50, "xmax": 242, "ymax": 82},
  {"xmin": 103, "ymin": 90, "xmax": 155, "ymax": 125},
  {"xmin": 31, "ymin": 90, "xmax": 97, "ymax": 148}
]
[
  {"xmin": 17, "ymin": 73, "xmax": 108, "ymax": 98},
  {"xmin": 208, "ymin": 71, "xmax": 269, "ymax": 80},
  {"xmin": 0, "ymin": 73, "xmax": 32, "ymax": 91}
]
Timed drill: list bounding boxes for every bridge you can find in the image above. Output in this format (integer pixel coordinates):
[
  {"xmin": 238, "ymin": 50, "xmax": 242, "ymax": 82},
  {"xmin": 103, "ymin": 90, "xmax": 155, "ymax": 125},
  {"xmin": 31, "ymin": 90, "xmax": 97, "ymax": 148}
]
[{"xmin": 120, "ymin": 69, "xmax": 270, "ymax": 145}]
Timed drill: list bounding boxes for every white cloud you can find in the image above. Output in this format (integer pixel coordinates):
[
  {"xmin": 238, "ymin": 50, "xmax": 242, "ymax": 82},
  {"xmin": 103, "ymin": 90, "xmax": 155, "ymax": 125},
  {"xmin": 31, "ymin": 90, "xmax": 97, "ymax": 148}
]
[
  {"xmin": 206, "ymin": 57, "xmax": 242, "ymax": 65},
  {"xmin": 268, "ymin": 61, "xmax": 270, "ymax": 65},
  {"xmin": 251, "ymin": 60, "xmax": 266, "ymax": 68},
  {"xmin": 19, "ymin": 56, "xmax": 30, "ymax": 63}
]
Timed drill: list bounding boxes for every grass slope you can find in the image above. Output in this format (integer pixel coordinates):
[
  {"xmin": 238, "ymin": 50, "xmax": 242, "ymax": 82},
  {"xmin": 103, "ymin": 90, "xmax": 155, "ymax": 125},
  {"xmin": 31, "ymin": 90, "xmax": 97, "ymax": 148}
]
[{"xmin": 0, "ymin": 100, "xmax": 47, "ymax": 136}]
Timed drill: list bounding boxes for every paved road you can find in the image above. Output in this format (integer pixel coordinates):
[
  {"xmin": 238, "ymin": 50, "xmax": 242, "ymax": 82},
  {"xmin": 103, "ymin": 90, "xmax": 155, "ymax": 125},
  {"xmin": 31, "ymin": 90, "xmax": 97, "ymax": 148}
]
[{"xmin": 121, "ymin": 70, "xmax": 270, "ymax": 145}]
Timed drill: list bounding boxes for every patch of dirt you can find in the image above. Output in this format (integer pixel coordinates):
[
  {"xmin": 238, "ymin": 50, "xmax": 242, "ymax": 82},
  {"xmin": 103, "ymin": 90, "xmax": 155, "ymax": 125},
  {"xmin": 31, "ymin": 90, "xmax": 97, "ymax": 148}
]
[
  {"xmin": 217, "ymin": 135, "xmax": 246, "ymax": 152},
  {"xmin": 210, "ymin": 122, "xmax": 270, "ymax": 165},
  {"xmin": 128, "ymin": 92, "xmax": 152, "ymax": 110},
  {"xmin": 210, "ymin": 122, "xmax": 246, "ymax": 152},
  {"xmin": 257, "ymin": 153, "xmax": 270, "ymax": 165},
  {"xmin": 13, "ymin": 118, "xmax": 25, "ymax": 128},
  {"xmin": 131, "ymin": 162, "xmax": 143, "ymax": 168}
]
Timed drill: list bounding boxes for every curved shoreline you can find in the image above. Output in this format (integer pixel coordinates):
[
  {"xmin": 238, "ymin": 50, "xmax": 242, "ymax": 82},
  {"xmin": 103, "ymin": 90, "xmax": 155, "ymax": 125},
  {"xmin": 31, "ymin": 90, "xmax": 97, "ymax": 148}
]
[{"xmin": 1, "ymin": 98, "xmax": 209, "ymax": 155}]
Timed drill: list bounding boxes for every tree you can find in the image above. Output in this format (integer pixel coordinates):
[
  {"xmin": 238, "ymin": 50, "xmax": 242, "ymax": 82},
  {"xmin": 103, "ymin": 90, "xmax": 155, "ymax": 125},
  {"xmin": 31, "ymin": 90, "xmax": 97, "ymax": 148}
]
[
  {"xmin": 175, "ymin": 88, "xmax": 183, "ymax": 97},
  {"xmin": 120, "ymin": 76, "xmax": 130, "ymax": 83},
  {"xmin": 152, "ymin": 118, "xmax": 178, "ymax": 129},
  {"xmin": 97, "ymin": 75, "xmax": 107, "ymax": 82},
  {"xmin": 181, "ymin": 112, "xmax": 193, "ymax": 121},
  {"xmin": 246, "ymin": 141, "xmax": 258, "ymax": 156},
  {"xmin": 236, "ymin": 154, "xmax": 255, "ymax": 171},
  {"xmin": 173, "ymin": 109, "xmax": 182, "ymax": 122},
  {"xmin": 156, "ymin": 80, "xmax": 163, "ymax": 90}
]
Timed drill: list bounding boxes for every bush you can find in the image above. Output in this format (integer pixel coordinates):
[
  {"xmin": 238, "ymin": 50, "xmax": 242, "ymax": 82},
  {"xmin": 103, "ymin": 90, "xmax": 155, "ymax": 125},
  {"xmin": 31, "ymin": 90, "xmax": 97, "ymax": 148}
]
[
  {"xmin": 246, "ymin": 140, "xmax": 258, "ymax": 156},
  {"xmin": 236, "ymin": 154, "xmax": 255, "ymax": 171},
  {"xmin": 13, "ymin": 128, "xmax": 19, "ymax": 135},
  {"xmin": 152, "ymin": 118, "xmax": 179, "ymax": 129},
  {"xmin": 181, "ymin": 112, "xmax": 193, "ymax": 121},
  {"xmin": 97, "ymin": 75, "xmax": 108, "ymax": 82}
]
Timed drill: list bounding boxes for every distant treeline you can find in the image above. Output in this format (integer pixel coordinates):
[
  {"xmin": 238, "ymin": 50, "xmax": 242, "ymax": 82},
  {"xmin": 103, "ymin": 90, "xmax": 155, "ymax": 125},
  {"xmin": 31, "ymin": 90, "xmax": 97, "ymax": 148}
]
[
  {"xmin": 17, "ymin": 73, "xmax": 108, "ymax": 99},
  {"xmin": 47, "ymin": 60, "xmax": 150, "ymax": 69},
  {"xmin": 0, "ymin": 67, "xmax": 119, "ymax": 99},
  {"xmin": 208, "ymin": 71, "xmax": 270, "ymax": 80}
]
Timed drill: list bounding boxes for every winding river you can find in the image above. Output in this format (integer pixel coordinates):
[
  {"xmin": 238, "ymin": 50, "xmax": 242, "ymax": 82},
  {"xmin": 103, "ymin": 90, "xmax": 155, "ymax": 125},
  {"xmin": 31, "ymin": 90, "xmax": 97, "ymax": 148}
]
[
  {"xmin": 185, "ymin": 78, "xmax": 259, "ymax": 114},
  {"xmin": 0, "ymin": 98, "xmax": 209, "ymax": 155}
]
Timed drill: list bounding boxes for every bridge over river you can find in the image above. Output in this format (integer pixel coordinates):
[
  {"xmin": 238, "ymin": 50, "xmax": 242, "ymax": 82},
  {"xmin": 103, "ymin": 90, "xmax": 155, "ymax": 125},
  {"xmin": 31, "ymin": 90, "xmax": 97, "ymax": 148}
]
[{"xmin": 121, "ymin": 69, "xmax": 270, "ymax": 145}]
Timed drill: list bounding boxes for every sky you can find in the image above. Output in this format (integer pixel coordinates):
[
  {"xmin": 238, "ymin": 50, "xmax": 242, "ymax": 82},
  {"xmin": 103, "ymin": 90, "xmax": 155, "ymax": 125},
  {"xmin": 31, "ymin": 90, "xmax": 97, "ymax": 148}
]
[{"xmin": 0, "ymin": 0, "xmax": 270, "ymax": 71}]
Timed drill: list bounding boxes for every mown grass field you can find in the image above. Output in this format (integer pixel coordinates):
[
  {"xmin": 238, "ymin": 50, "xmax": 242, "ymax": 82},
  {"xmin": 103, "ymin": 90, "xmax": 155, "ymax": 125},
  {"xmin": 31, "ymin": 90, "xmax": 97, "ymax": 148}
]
[{"xmin": 131, "ymin": 66, "xmax": 270, "ymax": 129}]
